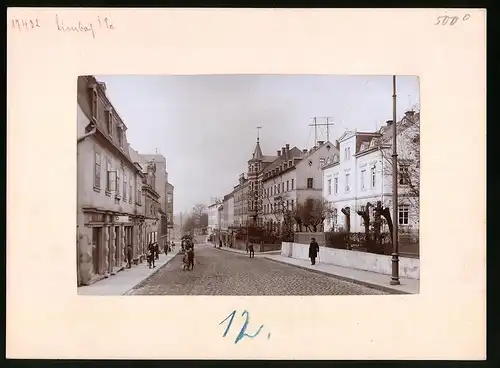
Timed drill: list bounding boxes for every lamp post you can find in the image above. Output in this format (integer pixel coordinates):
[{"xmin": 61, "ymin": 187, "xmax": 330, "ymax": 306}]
[{"xmin": 390, "ymin": 75, "xmax": 400, "ymax": 285}]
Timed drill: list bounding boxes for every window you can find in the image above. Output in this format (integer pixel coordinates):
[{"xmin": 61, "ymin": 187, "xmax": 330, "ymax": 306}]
[
  {"xmin": 282, "ymin": 182, "xmax": 285, "ymax": 192},
  {"xmin": 136, "ymin": 179, "xmax": 141, "ymax": 204},
  {"xmin": 94, "ymin": 151, "xmax": 101, "ymax": 189},
  {"xmin": 107, "ymin": 110, "xmax": 113, "ymax": 134},
  {"xmin": 291, "ymin": 200, "xmax": 295, "ymax": 209},
  {"xmin": 307, "ymin": 178, "xmax": 313, "ymax": 189},
  {"xmin": 334, "ymin": 177, "xmax": 338, "ymax": 194},
  {"xmin": 345, "ymin": 173, "xmax": 350, "ymax": 192},
  {"xmin": 361, "ymin": 169, "xmax": 366, "ymax": 190},
  {"xmin": 291, "ymin": 179, "xmax": 295, "ymax": 190},
  {"xmin": 344, "ymin": 148, "xmax": 348, "ymax": 160},
  {"xmin": 123, "ymin": 172, "xmax": 127, "ymax": 200},
  {"xmin": 399, "ymin": 165, "xmax": 410, "ymax": 185},
  {"xmin": 270, "ymin": 204, "xmax": 273, "ymax": 213},
  {"xmin": 327, "ymin": 179, "xmax": 332, "ymax": 195},
  {"xmin": 117, "ymin": 128, "xmax": 123, "ymax": 148},
  {"xmin": 116, "ymin": 169, "xmax": 121, "ymax": 196},
  {"xmin": 319, "ymin": 157, "xmax": 325, "ymax": 166},
  {"xmin": 371, "ymin": 167, "xmax": 376, "ymax": 188},
  {"xmin": 398, "ymin": 205, "xmax": 410, "ymax": 225},
  {"xmin": 92, "ymin": 88, "xmax": 98, "ymax": 120},
  {"xmin": 106, "ymin": 159, "xmax": 111, "ymax": 192},
  {"xmin": 286, "ymin": 200, "xmax": 289, "ymax": 210},
  {"xmin": 286, "ymin": 181, "xmax": 289, "ymax": 191},
  {"xmin": 129, "ymin": 179, "xmax": 133, "ymax": 203}
]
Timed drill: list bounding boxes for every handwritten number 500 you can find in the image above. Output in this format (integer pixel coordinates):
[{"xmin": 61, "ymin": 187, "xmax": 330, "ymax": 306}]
[
  {"xmin": 219, "ymin": 310, "xmax": 265, "ymax": 344},
  {"xmin": 435, "ymin": 14, "xmax": 470, "ymax": 26}
]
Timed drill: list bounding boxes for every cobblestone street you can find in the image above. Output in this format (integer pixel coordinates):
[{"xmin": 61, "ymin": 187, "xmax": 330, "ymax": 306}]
[{"xmin": 130, "ymin": 244, "xmax": 387, "ymax": 295}]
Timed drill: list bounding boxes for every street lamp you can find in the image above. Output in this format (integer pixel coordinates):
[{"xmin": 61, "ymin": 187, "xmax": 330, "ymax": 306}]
[{"xmin": 390, "ymin": 75, "xmax": 400, "ymax": 286}]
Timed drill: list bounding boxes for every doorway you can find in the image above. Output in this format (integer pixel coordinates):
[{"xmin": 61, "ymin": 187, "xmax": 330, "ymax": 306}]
[
  {"xmin": 114, "ymin": 226, "xmax": 120, "ymax": 266},
  {"xmin": 92, "ymin": 227, "xmax": 102, "ymax": 275}
]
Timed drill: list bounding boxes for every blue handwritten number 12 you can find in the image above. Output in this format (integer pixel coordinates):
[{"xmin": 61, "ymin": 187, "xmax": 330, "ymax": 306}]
[{"xmin": 219, "ymin": 310, "xmax": 267, "ymax": 344}]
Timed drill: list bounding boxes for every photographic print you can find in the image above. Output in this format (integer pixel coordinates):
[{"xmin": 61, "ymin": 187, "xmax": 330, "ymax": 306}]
[{"xmin": 76, "ymin": 74, "xmax": 420, "ymax": 296}]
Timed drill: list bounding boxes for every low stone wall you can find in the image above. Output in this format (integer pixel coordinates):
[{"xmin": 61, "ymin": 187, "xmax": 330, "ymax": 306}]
[
  {"xmin": 281, "ymin": 242, "xmax": 420, "ymax": 280},
  {"xmin": 294, "ymin": 232, "xmax": 326, "ymax": 246}
]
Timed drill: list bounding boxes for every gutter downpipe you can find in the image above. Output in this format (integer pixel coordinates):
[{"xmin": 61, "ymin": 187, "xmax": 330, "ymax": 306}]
[{"xmin": 77, "ymin": 126, "xmax": 97, "ymax": 144}]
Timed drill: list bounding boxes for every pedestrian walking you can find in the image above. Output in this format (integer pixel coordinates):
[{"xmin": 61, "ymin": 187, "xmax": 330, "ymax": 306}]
[
  {"xmin": 154, "ymin": 242, "xmax": 160, "ymax": 260},
  {"xmin": 147, "ymin": 242, "xmax": 156, "ymax": 269},
  {"xmin": 187, "ymin": 247, "xmax": 195, "ymax": 270},
  {"xmin": 248, "ymin": 241, "xmax": 255, "ymax": 258},
  {"xmin": 219, "ymin": 239, "xmax": 223, "ymax": 249},
  {"xmin": 126, "ymin": 244, "xmax": 133, "ymax": 268},
  {"xmin": 164, "ymin": 242, "xmax": 169, "ymax": 255},
  {"xmin": 309, "ymin": 237, "xmax": 320, "ymax": 265}
]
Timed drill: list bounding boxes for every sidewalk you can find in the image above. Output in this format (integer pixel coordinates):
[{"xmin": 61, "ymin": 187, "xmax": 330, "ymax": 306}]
[
  {"xmin": 216, "ymin": 245, "xmax": 281, "ymax": 256},
  {"xmin": 78, "ymin": 251, "xmax": 179, "ymax": 296},
  {"xmin": 263, "ymin": 254, "xmax": 419, "ymax": 295}
]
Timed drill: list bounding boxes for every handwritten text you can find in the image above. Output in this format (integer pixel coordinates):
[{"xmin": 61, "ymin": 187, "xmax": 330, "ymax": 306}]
[
  {"xmin": 56, "ymin": 14, "xmax": 114, "ymax": 39},
  {"xmin": 219, "ymin": 310, "xmax": 268, "ymax": 344},
  {"xmin": 435, "ymin": 14, "xmax": 471, "ymax": 26},
  {"xmin": 10, "ymin": 14, "xmax": 115, "ymax": 38},
  {"xmin": 11, "ymin": 17, "xmax": 41, "ymax": 31}
]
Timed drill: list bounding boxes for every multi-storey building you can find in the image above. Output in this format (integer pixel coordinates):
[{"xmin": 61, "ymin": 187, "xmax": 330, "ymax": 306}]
[
  {"xmin": 322, "ymin": 111, "xmax": 420, "ymax": 235},
  {"xmin": 260, "ymin": 141, "xmax": 337, "ymax": 233},
  {"xmin": 165, "ymin": 181, "xmax": 174, "ymax": 240},
  {"xmin": 245, "ymin": 138, "xmax": 278, "ymax": 227},
  {"xmin": 77, "ymin": 76, "xmax": 146, "ymax": 286},
  {"xmin": 233, "ymin": 174, "xmax": 249, "ymax": 228},
  {"xmin": 207, "ymin": 202, "xmax": 222, "ymax": 235},
  {"xmin": 139, "ymin": 154, "xmax": 172, "ymax": 249}
]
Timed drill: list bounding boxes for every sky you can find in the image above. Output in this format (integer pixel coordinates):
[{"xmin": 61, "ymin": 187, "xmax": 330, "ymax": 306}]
[{"xmin": 96, "ymin": 75, "xmax": 419, "ymax": 214}]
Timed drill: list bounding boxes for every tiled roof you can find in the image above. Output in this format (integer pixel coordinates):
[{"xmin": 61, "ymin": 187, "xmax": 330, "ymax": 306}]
[{"xmin": 262, "ymin": 147, "xmax": 302, "ymax": 174}]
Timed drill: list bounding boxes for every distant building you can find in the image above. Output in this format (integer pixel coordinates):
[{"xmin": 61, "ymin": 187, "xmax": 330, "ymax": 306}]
[
  {"xmin": 139, "ymin": 154, "xmax": 172, "ymax": 249},
  {"xmin": 207, "ymin": 202, "xmax": 222, "ymax": 235},
  {"xmin": 261, "ymin": 141, "xmax": 337, "ymax": 234},
  {"xmin": 233, "ymin": 174, "xmax": 249, "ymax": 228}
]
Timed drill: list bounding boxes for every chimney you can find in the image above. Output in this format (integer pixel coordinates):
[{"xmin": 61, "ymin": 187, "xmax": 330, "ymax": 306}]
[
  {"xmin": 317, "ymin": 140, "xmax": 324, "ymax": 146},
  {"xmin": 405, "ymin": 110, "xmax": 415, "ymax": 118},
  {"xmin": 277, "ymin": 150, "xmax": 281, "ymax": 156},
  {"xmin": 98, "ymin": 81, "xmax": 107, "ymax": 91},
  {"xmin": 386, "ymin": 120, "xmax": 394, "ymax": 126},
  {"xmin": 281, "ymin": 147, "xmax": 286, "ymax": 156},
  {"xmin": 302, "ymin": 149, "xmax": 308, "ymax": 153},
  {"xmin": 285, "ymin": 144, "xmax": 290, "ymax": 153},
  {"xmin": 335, "ymin": 140, "xmax": 340, "ymax": 149}
]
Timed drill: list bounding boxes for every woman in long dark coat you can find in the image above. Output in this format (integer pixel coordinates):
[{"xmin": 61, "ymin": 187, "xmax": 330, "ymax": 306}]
[{"xmin": 309, "ymin": 237, "xmax": 320, "ymax": 265}]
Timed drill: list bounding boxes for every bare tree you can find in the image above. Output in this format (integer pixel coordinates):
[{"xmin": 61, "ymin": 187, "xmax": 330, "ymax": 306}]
[
  {"xmin": 296, "ymin": 197, "xmax": 334, "ymax": 232},
  {"xmin": 380, "ymin": 107, "xmax": 420, "ymax": 215}
]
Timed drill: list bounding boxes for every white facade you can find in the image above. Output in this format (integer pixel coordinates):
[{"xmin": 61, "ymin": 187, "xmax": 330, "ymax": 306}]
[
  {"xmin": 207, "ymin": 203, "xmax": 221, "ymax": 234},
  {"xmin": 322, "ymin": 119, "xmax": 419, "ymax": 234}
]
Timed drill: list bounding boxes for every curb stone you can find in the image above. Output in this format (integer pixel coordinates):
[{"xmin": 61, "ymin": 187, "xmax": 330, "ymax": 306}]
[
  {"xmin": 263, "ymin": 256, "xmax": 411, "ymax": 295},
  {"xmin": 122, "ymin": 253, "xmax": 181, "ymax": 295}
]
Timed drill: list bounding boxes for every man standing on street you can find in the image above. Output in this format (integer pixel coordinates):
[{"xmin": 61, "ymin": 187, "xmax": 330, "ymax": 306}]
[
  {"xmin": 248, "ymin": 241, "xmax": 255, "ymax": 258},
  {"xmin": 309, "ymin": 237, "xmax": 319, "ymax": 265},
  {"xmin": 126, "ymin": 244, "xmax": 133, "ymax": 268}
]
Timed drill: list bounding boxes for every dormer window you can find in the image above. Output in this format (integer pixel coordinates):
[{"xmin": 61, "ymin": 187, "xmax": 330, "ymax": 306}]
[
  {"xmin": 117, "ymin": 127, "xmax": 123, "ymax": 148},
  {"xmin": 106, "ymin": 109, "xmax": 113, "ymax": 135}
]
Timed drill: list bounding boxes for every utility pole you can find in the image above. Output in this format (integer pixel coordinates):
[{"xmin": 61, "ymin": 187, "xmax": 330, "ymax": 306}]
[
  {"xmin": 390, "ymin": 75, "xmax": 400, "ymax": 286},
  {"xmin": 309, "ymin": 117, "xmax": 335, "ymax": 143}
]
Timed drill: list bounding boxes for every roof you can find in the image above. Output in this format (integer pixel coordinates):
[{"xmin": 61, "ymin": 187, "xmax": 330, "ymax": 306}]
[
  {"xmin": 251, "ymin": 139, "xmax": 264, "ymax": 161},
  {"xmin": 262, "ymin": 146, "xmax": 302, "ymax": 174},
  {"xmin": 262, "ymin": 155, "xmax": 277, "ymax": 162}
]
